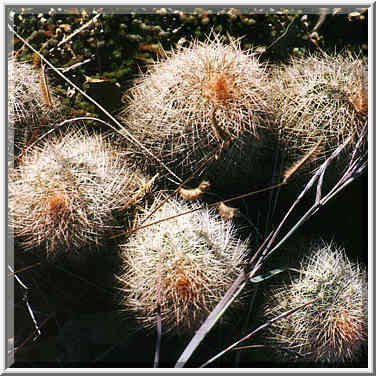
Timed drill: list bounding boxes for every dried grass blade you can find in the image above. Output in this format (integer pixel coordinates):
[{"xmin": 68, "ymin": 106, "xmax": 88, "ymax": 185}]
[
  {"xmin": 282, "ymin": 137, "xmax": 323, "ymax": 184},
  {"xmin": 40, "ymin": 60, "xmax": 53, "ymax": 108},
  {"xmin": 200, "ymin": 297, "xmax": 319, "ymax": 367},
  {"xmin": 175, "ymin": 270, "xmax": 248, "ymax": 368}
]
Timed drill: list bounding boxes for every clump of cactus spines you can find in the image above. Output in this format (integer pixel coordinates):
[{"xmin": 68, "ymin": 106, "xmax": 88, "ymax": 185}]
[
  {"xmin": 9, "ymin": 129, "xmax": 149, "ymax": 256},
  {"xmin": 8, "ymin": 57, "xmax": 63, "ymax": 156},
  {"xmin": 271, "ymin": 53, "xmax": 368, "ymax": 173},
  {"xmin": 119, "ymin": 33, "xmax": 274, "ymax": 191},
  {"xmin": 117, "ymin": 196, "xmax": 249, "ymax": 332},
  {"xmin": 265, "ymin": 241, "xmax": 368, "ymax": 364}
]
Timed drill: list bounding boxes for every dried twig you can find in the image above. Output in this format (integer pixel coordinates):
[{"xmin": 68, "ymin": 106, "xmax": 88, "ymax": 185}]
[
  {"xmin": 264, "ymin": 16, "xmax": 296, "ymax": 52},
  {"xmin": 282, "ymin": 137, "xmax": 323, "ymax": 184},
  {"xmin": 40, "ymin": 61, "xmax": 53, "ymax": 108},
  {"xmin": 8, "ymin": 265, "xmax": 41, "ymax": 339},
  {"xmin": 7, "ymin": 263, "xmax": 41, "ymax": 277},
  {"xmin": 61, "ymin": 58, "xmax": 91, "ymax": 73},
  {"xmin": 9, "ymin": 313, "xmax": 55, "ymax": 362},
  {"xmin": 50, "ymin": 13, "xmax": 102, "ymax": 53},
  {"xmin": 110, "ymin": 182, "xmax": 284, "ymax": 240},
  {"xmin": 200, "ymin": 297, "xmax": 319, "ymax": 367}
]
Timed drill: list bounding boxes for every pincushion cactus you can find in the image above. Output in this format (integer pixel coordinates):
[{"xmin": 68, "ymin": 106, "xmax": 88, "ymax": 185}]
[
  {"xmin": 119, "ymin": 33, "xmax": 275, "ymax": 192},
  {"xmin": 8, "ymin": 57, "xmax": 63, "ymax": 157},
  {"xmin": 264, "ymin": 241, "xmax": 368, "ymax": 364},
  {"xmin": 271, "ymin": 53, "xmax": 368, "ymax": 174},
  {"xmin": 117, "ymin": 195, "xmax": 249, "ymax": 332},
  {"xmin": 9, "ymin": 129, "xmax": 149, "ymax": 256}
]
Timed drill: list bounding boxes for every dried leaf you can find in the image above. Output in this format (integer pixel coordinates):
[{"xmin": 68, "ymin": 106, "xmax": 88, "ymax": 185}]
[
  {"xmin": 84, "ymin": 75, "xmax": 113, "ymax": 84},
  {"xmin": 216, "ymin": 202, "xmax": 238, "ymax": 220},
  {"xmin": 178, "ymin": 181, "xmax": 210, "ymax": 200}
]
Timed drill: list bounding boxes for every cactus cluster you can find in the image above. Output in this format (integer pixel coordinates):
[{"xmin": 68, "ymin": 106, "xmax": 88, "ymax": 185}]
[{"xmin": 8, "ymin": 15, "xmax": 368, "ymax": 367}]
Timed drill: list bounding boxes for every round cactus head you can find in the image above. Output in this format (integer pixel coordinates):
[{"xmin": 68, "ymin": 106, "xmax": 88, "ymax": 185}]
[
  {"xmin": 265, "ymin": 241, "xmax": 367, "ymax": 364},
  {"xmin": 271, "ymin": 53, "xmax": 367, "ymax": 173},
  {"xmin": 9, "ymin": 129, "xmax": 149, "ymax": 256},
  {"xmin": 119, "ymin": 33, "xmax": 274, "ymax": 190},
  {"xmin": 117, "ymin": 195, "xmax": 249, "ymax": 333}
]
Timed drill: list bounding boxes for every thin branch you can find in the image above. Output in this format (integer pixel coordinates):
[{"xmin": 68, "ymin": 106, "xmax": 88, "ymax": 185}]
[
  {"xmin": 154, "ymin": 250, "xmax": 164, "ymax": 368},
  {"xmin": 9, "ymin": 313, "xmax": 54, "ymax": 361},
  {"xmin": 110, "ymin": 182, "xmax": 284, "ymax": 240},
  {"xmin": 50, "ymin": 13, "xmax": 102, "ymax": 53},
  {"xmin": 154, "ymin": 309, "xmax": 162, "ymax": 368},
  {"xmin": 9, "ymin": 265, "xmax": 41, "ymax": 338},
  {"xmin": 52, "ymin": 265, "xmax": 114, "ymax": 296},
  {"xmin": 8, "ymin": 265, "xmax": 28, "ymax": 290},
  {"xmin": 61, "ymin": 58, "xmax": 91, "ymax": 73},
  {"xmin": 7, "ymin": 262, "xmax": 41, "ymax": 277},
  {"xmin": 264, "ymin": 16, "xmax": 296, "ymax": 51},
  {"xmin": 200, "ymin": 297, "xmax": 319, "ymax": 367}
]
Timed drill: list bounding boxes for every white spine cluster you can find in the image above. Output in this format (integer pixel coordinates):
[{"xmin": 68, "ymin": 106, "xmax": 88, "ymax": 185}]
[
  {"xmin": 265, "ymin": 241, "xmax": 367, "ymax": 364},
  {"xmin": 9, "ymin": 129, "xmax": 148, "ymax": 255},
  {"xmin": 119, "ymin": 34, "xmax": 273, "ymax": 187},
  {"xmin": 271, "ymin": 53, "xmax": 367, "ymax": 170},
  {"xmin": 118, "ymin": 196, "xmax": 249, "ymax": 332}
]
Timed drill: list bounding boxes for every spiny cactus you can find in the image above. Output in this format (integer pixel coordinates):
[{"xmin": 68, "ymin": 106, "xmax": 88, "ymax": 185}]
[
  {"xmin": 9, "ymin": 129, "xmax": 149, "ymax": 256},
  {"xmin": 117, "ymin": 195, "xmax": 249, "ymax": 333},
  {"xmin": 264, "ymin": 241, "xmax": 368, "ymax": 364},
  {"xmin": 119, "ymin": 33, "xmax": 275, "ymax": 192},
  {"xmin": 8, "ymin": 57, "xmax": 64, "ymax": 157},
  {"xmin": 271, "ymin": 53, "xmax": 368, "ymax": 174}
]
